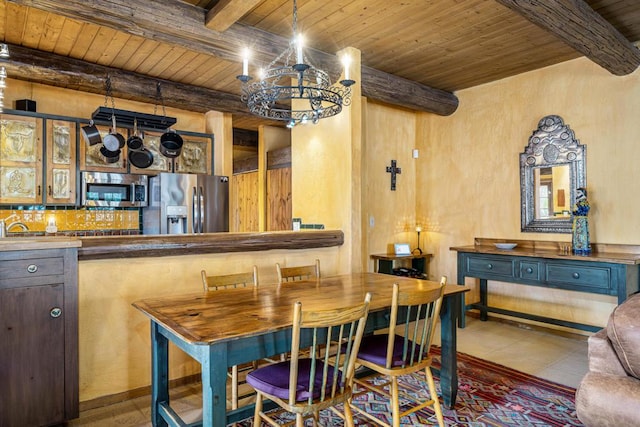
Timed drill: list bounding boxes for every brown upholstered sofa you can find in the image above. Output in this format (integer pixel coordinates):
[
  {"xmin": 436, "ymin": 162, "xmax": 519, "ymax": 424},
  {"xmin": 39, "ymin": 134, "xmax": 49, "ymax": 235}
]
[{"xmin": 575, "ymin": 292, "xmax": 640, "ymax": 426}]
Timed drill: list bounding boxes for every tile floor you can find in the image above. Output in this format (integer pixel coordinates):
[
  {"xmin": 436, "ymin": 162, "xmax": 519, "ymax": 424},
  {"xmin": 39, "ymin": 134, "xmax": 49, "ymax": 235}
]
[{"xmin": 65, "ymin": 316, "xmax": 590, "ymax": 426}]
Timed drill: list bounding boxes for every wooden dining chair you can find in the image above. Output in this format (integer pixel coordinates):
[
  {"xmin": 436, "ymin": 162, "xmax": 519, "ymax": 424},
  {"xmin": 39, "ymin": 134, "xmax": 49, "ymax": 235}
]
[
  {"xmin": 350, "ymin": 276, "xmax": 447, "ymax": 427},
  {"xmin": 276, "ymin": 259, "xmax": 320, "ymax": 284},
  {"xmin": 246, "ymin": 293, "xmax": 372, "ymax": 427},
  {"xmin": 200, "ymin": 266, "xmax": 259, "ymax": 410}
]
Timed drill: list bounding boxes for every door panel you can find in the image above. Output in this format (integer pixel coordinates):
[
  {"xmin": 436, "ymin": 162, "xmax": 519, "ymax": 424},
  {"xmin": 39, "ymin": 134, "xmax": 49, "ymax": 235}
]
[{"xmin": 0, "ymin": 284, "xmax": 65, "ymax": 427}]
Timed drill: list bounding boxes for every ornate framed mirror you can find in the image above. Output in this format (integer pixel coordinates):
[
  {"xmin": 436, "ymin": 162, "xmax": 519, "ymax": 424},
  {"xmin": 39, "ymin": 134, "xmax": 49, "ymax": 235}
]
[{"xmin": 520, "ymin": 115, "xmax": 586, "ymax": 233}]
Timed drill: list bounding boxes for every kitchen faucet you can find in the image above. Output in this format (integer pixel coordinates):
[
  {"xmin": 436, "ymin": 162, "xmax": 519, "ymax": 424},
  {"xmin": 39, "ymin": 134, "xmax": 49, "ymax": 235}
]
[{"xmin": 0, "ymin": 216, "xmax": 30, "ymax": 238}]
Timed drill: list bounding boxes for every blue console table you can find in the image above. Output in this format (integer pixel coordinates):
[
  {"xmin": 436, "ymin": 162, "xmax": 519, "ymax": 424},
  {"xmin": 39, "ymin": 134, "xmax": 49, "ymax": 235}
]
[{"xmin": 451, "ymin": 238, "xmax": 640, "ymax": 332}]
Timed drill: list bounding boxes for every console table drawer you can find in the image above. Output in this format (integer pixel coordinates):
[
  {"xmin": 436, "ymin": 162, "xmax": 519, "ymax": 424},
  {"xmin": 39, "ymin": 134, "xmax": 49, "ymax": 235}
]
[
  {"xmin": 467, "ymin": 257, "xmax": 513, "ymax": 277},
  {"xmin": 546, "ymin": 264, "xmax": 611, "ymax": 290}
]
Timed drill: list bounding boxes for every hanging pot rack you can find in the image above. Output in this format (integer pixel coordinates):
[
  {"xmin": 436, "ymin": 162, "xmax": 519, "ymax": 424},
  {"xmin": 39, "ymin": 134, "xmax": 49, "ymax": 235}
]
[{"xmin": 90, "ymin": 107, "xmax": 176, "ymax": 131}]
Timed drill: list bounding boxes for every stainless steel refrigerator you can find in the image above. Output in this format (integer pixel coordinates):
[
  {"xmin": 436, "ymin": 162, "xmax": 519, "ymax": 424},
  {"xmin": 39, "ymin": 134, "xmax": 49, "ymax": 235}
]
[{"xmin": 143, "ymin": 173, "xmax": 229, "ymax": 234}]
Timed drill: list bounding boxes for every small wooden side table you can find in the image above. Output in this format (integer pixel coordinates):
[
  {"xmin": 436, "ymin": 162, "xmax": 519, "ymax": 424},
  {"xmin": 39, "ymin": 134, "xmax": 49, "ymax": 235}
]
[{"xmin": 370, "ymin": 253, "xmax": 433, "ymax": 276}]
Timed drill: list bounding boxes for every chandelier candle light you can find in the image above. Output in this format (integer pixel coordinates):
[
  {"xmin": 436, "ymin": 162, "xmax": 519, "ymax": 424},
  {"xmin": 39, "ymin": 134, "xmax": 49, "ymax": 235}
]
[{"xmin": 237, "ymin": 0, "xmax": 355, "ymax": 128}]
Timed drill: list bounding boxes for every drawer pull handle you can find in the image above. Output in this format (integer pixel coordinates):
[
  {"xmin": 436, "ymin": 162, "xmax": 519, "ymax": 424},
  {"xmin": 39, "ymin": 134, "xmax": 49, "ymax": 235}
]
[
  {"xmin": 487, "ymin": 263, "xmax": 493, "ymax": 269},
  {"xmin": 50, "ymin": 307, "xmax": 62, "ymax": 318},
  {"xmin": 573, "ymin": 272, "xmax": 580, "ymax": 279},
  {"xmin": 27, "ymin": 264, "xmax": 38, "ymax": 273},
  {"xmin": 526, "ymin": 267, "xmax": 533, "ymax": 274}
]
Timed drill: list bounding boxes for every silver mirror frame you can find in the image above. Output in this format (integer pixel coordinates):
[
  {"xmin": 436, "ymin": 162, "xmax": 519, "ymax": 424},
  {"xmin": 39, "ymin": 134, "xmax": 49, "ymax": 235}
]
[{"xmin": 520, "ymin": 115, "xmax": 586, "ymax": 233}]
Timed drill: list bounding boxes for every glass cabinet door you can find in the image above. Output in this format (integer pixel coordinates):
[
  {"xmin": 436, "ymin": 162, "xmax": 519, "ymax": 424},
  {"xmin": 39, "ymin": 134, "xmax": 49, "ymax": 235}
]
[
  {"xmin": 46, "ymin": 119, "xmax": 76, "ymax": 204},
  {"xmin": 0, "ymin": 114, "xmax": 43, "ymax": 204}
]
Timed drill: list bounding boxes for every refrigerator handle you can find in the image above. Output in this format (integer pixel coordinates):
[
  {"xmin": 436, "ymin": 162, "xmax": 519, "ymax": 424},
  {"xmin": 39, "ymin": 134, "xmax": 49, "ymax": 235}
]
[
  {"xmin": 192, "ymin": 186, "xmax": 198, "ymax": 233},
  {"xmin": 199, "ymin": 186, "xmax": 205, "ymax": 233}
]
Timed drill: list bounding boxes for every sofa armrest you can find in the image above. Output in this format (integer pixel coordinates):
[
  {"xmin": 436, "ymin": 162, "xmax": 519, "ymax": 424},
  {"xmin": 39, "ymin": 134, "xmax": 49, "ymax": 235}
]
[{"xmin": 588, "ymin": 328, "xmax": 628, "ymax": 376}]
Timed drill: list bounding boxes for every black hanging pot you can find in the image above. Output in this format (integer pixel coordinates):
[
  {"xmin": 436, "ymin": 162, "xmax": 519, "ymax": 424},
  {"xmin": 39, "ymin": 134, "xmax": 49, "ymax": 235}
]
[
  {"xmin": 103, "ymin": 115, "xmax": 126, "ymax": 152},
  {"xmin": 127, "ymin": 118, "xmax": 144, "ymax": 151},
  {"xmin": 81, "ymin": 120, "xmax": 101, "ymax": 146},
  {"xmin": 129, "ymin": 147, "xmax": 154, "ymax": 169},
  {"xmin": 160, "ymin": 129, "xmax": 183, "ymax": 158},
  {"xmin": 100, "ymin": 146, "xmax": 120, "ymax": 163}
]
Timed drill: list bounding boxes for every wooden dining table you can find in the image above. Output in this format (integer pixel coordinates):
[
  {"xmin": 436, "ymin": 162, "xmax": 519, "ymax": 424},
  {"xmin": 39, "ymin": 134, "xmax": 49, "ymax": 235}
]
[{"xmin": 132, "ymin": 272, "xmax": 470, "ymax": 426}]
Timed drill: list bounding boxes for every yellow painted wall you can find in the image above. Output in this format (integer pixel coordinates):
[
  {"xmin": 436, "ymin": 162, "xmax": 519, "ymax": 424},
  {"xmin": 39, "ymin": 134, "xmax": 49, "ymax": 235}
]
[
  {"xmin": 364, "ymin": 102, "xmax": 420, "ymax": 268},
  {"xmin": 5, "ymin": 79, "xmax": 205, "ymax": 132},
  {"xmin": 291, "ymin": 47, "xmax": 363, "ymax": 273},
  {"xmin": 78, "ymin": 246, "xmax": 342, "ymax": 402},
  {"xmin": 417, "ymin": 56, "xmax": 640, "ymax": 330}
]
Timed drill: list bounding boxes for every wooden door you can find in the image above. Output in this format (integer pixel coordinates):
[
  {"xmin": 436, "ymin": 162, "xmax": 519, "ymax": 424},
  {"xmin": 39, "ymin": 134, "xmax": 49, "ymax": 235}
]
[
  {"xmin": 0, "ymin": 284, "xmax": 65, "ymax": 427},
  {"xmin": 45, "ymin": 119, "xmax": 77, "ymax": 204},
  {"xmin": 79, "ymin": 124, "xmax": 128, "ymax": 172},
  {"xmin": 0, "ymin": 114, "xmax": 44, "ymax": 204}
]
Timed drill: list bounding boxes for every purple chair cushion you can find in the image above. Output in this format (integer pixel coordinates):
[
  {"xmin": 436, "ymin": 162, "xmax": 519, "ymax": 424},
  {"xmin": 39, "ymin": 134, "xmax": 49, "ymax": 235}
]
[
  {"xmin": 357, "ymin": 334, "xmax": 418, "ymax": 367},
  {"xmin": 247, "ymin": 359, "xmax": 343, "ymax": 401}
]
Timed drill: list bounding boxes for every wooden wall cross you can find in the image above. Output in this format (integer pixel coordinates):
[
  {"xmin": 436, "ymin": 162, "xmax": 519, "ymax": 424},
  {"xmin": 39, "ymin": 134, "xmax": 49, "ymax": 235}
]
[{"xmin": 386, "ymin": 160, "xmax": 401, "ymax": 191}]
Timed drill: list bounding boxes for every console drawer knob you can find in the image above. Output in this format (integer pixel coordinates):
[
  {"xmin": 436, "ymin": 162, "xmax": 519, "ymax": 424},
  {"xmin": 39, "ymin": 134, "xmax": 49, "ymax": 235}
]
[{"xmin": 573, "ymin": 272, "xmax": 580, "ymax": 279}]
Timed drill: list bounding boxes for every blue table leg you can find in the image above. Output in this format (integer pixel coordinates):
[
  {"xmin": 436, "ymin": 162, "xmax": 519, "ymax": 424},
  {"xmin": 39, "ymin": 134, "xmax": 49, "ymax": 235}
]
[
  {"xmin": 439, "ymin": 294, "xmax": 459, "ymax": 409},
  {"xmin": 151, "ymin": 322, "xmax": 169, "ymax": 427},
  {"xmin": 201, "ymin": 343, "xmax": 229, "ymax": 427}
]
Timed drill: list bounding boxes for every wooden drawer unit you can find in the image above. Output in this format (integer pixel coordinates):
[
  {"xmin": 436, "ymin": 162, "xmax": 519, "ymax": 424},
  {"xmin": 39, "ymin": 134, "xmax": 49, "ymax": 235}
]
[
  {"xmin": 454, "ymin": 247, "xmax": 640, "ymax": 332},
  {"xmin": 0, "ymin": 245, "xmax": 79, "ymax": 427},
  {"xmin": 466, "ymin": 255, "xmax": 513, "ymax": 278},
  {"xmin": 545, "ymin": 263, "xmax": 612, "ymax": 291},
  {"xmin": 518, "ymin": 261, "xmax": 541, "ymax": 281}
]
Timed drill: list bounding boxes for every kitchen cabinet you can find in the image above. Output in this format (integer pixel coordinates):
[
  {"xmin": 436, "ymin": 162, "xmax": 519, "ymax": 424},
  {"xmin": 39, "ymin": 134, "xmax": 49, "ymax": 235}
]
[
  {"xmin": 129, "ymin": 130, "xmax": 171, "ymax": 174},
  {"xmin": 0, "ymin": 241, "xmax": 80, "ymax": 426},
  {"xmin": 79, "ymin": 123, "xmax": 128, "ymax": 172},
  {"xmin": 0, "ymin": 113, "xmax": 44, "ymax": 204},
  {"xmin": 45, "ymin": 119, "xmax": 77, "ymax": 204},
  {"xmin": 174, "ymin": 132, "xmax": 212, "ymax": 174}
]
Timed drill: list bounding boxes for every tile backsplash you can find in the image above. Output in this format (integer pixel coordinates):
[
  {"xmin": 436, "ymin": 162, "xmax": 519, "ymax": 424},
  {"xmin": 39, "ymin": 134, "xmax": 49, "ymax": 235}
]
[{"xmin": 0, "ymin": 207, "xmax": 141, "ymax": 236}]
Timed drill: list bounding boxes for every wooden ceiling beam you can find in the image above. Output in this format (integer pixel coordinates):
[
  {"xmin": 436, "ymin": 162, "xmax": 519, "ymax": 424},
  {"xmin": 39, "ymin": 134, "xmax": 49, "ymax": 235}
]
[
  {"xmin": 4, "ymin": 43, "xmax": 260, "ymax": 117},
  {"xmin": 205, "ymin": 0, "xmax": 263, "ymax": 32},
  {"xmin": 7, "ymin": 0, "xmax": 458, "ymax": 115},
  {"xmin": 495, "ymin": 0, "xmax": 640, "ymax": 76}
]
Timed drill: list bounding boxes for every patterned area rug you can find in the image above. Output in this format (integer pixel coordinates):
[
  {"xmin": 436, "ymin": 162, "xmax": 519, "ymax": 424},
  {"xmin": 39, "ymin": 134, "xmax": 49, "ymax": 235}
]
[{"xmin": 238, "ymin": 347, "xmax": 583, "ymax": 426}]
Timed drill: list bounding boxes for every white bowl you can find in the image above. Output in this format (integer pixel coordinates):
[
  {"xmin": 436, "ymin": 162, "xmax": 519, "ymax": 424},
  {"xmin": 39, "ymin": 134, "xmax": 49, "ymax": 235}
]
[{"xmin": 494, "ymin": 243, "xmax": 517, "ymax": 250}]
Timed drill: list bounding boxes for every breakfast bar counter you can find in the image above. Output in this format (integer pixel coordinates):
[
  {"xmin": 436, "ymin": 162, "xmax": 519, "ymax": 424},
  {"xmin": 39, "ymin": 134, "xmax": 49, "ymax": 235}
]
[{"xmin": 77, "ymin": 230, "xmax": 344, "ymax": 260}]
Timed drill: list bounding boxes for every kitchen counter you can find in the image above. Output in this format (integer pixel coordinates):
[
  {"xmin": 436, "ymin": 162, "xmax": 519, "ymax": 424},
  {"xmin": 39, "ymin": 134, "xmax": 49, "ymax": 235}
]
[
  {"xmin": 0, "ymin": 236, "xmax": 81, "ymax": 251},
  {"xmin": 78, "ymin": 230, "xmax": 344, "ymax": 260}
]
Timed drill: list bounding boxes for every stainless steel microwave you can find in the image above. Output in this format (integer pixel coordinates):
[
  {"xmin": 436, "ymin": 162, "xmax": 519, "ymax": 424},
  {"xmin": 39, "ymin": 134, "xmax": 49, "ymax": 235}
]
[{"xmin": 81, "ymin": 172, "xmax": 148, "ymax": 207}]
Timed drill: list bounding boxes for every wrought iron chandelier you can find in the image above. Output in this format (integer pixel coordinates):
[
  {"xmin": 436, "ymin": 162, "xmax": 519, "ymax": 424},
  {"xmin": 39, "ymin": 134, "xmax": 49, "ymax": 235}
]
[{"xmin": 237, "ymin": 0, "xmax": 355, "ymax": 128}]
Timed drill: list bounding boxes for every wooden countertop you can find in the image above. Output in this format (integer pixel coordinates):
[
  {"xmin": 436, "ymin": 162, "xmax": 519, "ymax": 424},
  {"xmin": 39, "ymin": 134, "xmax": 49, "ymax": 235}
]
[
  {"xmin": 451, "ymin": 237, "xmax": 640, "ymax": 265},
  {"xmin": 78, "ymin": 230, "xmax": 344, "ymax": 260},
  {"xmin": 0, "ymin": 236, "xmax": 82, "ymax": 251}
]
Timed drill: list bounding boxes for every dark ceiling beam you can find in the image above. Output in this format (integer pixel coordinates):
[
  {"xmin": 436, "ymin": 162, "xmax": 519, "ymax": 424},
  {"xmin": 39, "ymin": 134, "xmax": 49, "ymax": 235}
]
[
  {"xmin": 205, "ymin": 0, "xmax": 263, "ymax": 32},
  {"xmin": 7, "ymin": 0, "xmax": 458, "ymax": 116},
  {"xmin": 4, "ymin": 44, "xmax": 255, "ymax": 117},
  {"xmin": 495, "ymin": 0, "xmax": 640, "ymax": 76}
]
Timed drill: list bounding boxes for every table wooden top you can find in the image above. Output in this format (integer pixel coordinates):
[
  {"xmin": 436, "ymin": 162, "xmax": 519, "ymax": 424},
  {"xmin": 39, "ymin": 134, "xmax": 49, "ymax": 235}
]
[
  {"xmin": 370, "ymin": 253, "xmax": 432, "ymax": 261},
  {"xmin": 132, "ymin": 272, "xmax": 469, "ymax": 345}
]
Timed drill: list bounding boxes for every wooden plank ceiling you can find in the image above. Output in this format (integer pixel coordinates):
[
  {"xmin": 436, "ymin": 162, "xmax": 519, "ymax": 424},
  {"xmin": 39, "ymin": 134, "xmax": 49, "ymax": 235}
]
[{"xmin": 1, "ymin": 0, "xmax": 640, "ymax": 130}]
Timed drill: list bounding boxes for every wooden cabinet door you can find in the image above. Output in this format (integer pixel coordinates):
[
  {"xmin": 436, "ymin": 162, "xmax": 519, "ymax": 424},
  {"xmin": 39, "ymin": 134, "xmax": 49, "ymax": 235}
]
[
  {"xmin": 174, "ymin": 133, "xmax": 212, "ymax": 174},
  {"xmin": 0, "ymin": 283, "xmax": 65, "ymax": 427},
  {"xmin": 0, "ymin": 114, "xmax": 44, "ymax": 204},
  {"xmin": 46, "ymin": 119, "xmax": 77, "ymax": 204},
  {"xmin": 128, "ymin": 130, "xmax": 171, "ymax": 174},
  {"xmin": 79, "ymin": 124, "xmax": 128, "ymax": 172}
]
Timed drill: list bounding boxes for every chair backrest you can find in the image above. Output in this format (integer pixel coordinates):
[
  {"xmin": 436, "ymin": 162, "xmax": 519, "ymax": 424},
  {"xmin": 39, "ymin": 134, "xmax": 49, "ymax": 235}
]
[
  {"xmin": 288, "ymin": 292, "xmax": 372, "ymax": 406},
  {"xmin": 276, "ymin": 259, "xmax": 320, "ymax": 284},
  {"xmin": 201, "ymin": 265, "xmax": 259, "ymax": 291},
  {"xmin": 384, "ymin": 276, "xmax": 446, "ymax": 370}
]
